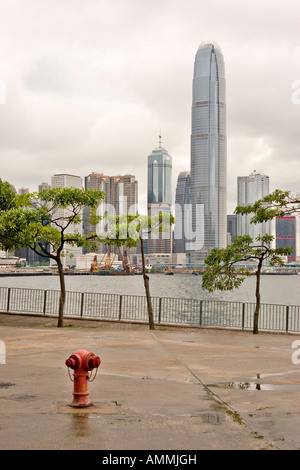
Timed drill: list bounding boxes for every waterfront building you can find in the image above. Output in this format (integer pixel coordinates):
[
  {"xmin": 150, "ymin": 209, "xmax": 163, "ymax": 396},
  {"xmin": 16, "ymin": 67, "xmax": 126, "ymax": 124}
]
[
  {"xmin": 18, "ymin": 187, "xmax": 29, "ymax": 194},
  {"xmin": 237, "ymin": 171, "xmax": 271, "ymax": 240},
  {"xmin": 51, "ymin": 173, "xmax": 83, "ymax": 190},
  {"xmin": 147, "ymin": 139, "xmax": 172, "ymax": 254},
  {"xmin": 83, "ymin": 173, "xmax": 110, "ymax": 243},
  {"xmin": 189, "ymin": 42, "xmax": 227, "ymax": 263},
  {"xmin": 227, "ymin": 214, "xmax": 237, "ymax": 245},
  {"xmin": 174, "ymin": 171, "xmax": 190, "ymax": 254},
  {"xmin": 84, "ymin": 172, "xmax": 138, "ymax": 218},
  {"xmin": 84, "ymin": 172, "xmax": 138, "ymax": 256},
  {"xmin": 112, "ymin": 174, "xmax": 138, "ymax": 216},
  {"xmin": 51, "ymin": 173, "xmax": 83, "ymax": 267},
  {"xmin": 38, "ymin": 182, "xmax": 51, "ymax": 192},
  {"xmin": 276, "ymin": 215, "xmax": 297, "ymax": 263}
]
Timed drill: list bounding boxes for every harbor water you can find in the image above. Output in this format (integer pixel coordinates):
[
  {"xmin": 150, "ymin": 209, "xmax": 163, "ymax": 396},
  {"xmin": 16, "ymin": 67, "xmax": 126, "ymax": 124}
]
[{"xmin": 0, "ymin": 273, "xmax": 299, "ymax": 306}]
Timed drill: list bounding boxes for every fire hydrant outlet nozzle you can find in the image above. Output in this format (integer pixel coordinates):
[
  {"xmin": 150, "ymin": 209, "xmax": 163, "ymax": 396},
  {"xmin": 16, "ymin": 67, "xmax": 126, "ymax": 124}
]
[
  {"xmin": 65, "ymin": 349, "xmax": 101, "ymax": 408},
  {"xmin": 65, "ymin": 355, "xmax": 80, "ymax": 370}
]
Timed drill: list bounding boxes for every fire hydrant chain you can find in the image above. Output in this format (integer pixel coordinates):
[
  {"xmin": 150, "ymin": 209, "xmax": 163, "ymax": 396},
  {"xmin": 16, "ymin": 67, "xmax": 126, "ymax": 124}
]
[
  {"xmin": 65, "ymin": 349, "xmax": 101, "ymax": 408},
  {"xmin": 67, "ymin": 367, "xmax": 74, "ymax": 382},
  {"xmin": 88, "ymin": 367, "xmax": 98, "ymax": 382}
]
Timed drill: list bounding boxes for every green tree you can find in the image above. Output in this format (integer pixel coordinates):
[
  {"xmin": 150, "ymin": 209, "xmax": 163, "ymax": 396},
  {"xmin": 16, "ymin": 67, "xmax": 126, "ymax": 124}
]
[
  {"xmin": 0, "ymin": 187, "xmax": 105, "ymax": 327},
  {"xmin": 235, "ymin": 189, "xmax": 300, "ymax": 223},
  {"xmin": 100, "ymin": 212, "xmax": 174, "ymax": 330},
  {"xmin": 202, "ymin": 234, "xmax": 292, "ymax": 334},
  {"xmin": 0, "ymin": 179, "xmax": 17, "ymax": 212}
]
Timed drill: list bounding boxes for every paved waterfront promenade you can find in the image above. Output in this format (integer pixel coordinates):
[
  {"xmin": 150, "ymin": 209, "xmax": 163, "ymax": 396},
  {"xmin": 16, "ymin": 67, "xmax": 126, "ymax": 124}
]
[{"xmin": 0, "ymin": 313, "xmax": 300, "ymax": 451}]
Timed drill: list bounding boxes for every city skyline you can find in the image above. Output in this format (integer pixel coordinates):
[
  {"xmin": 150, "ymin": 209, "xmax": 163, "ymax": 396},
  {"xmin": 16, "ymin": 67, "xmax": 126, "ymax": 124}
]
[{"xmin": 0, "ymin": 1, "xmax": 299, "ymax": 249}]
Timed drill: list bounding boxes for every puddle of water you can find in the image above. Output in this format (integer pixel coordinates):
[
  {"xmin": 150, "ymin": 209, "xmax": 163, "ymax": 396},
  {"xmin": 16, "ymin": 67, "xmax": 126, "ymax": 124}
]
[
  {"xmin": 207, "ymin": 381, "xmax": 300, "ymax": 391},
  {"xmin": 207, "ymin": 371, "xmax": 300, "ymax": 391}
]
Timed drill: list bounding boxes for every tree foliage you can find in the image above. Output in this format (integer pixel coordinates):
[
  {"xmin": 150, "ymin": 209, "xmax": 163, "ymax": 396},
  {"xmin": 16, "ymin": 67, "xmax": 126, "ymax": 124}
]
[
  {"xmin": 0, "ymin": 179, "xmax": 17, "ymax": 213},
  {"xmin": 235, "ymin": 189, "xmax": 300, "ymax": 223},
  {"xmin": 100, "ymin": 212, "xmax": 174, "ymax": 330},
  {"xmin": 202, "ymin": 234, "xmax": 293, "ymax": 334},
  {"xmin": 0, "ymin": 187, "xmax": 105, "ymax": 327}
]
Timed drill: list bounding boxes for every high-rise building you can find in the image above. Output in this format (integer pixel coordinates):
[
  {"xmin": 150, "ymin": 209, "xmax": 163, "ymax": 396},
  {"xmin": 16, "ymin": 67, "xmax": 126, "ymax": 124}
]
[
  {"xmin": 18, "ymin": 188, "xmax": 29, "ymax": 194},
  {"xmin": 38, "ymin": 182, "xmax": 51, "ymax": 192},
  {"xmin": 237, "ymin": 171, "xmax": 271, "ymax": 240},
  {"xmin": 190, "ymin": 42, "xmax": 227, "ymax": 262},
  {"xmin": 174, "ymin": 171, "xmax": 190, "ymax": 254},
  {"xmin": 147, "ymin": 140, "xmax": 172, "ymax": 254},
  {"xmin": 276, "ymin": 215, "xmax": 297, "ymax": 263},
  {"xmin": 147, "ymin": 144, "xmax": 172, "ymax": 206},
  {"xmin": 84, "ymin": 172, "xmax": 138, "ymax": 254},
  {"xmin": 227, "ymin": 214, "xmax": 237, "ymax": 245},
  {"xmin": 51, "ymin": 173, "xmax": 83, "ymax": 190},
  {"xmin": 113, "ymin": 174, "xmax": 138, "ymax": 216},
  {"xmin": 51, "ymin": 173, "xmax": 83, "ymax": 267},
  {"xmin": 83, "ymin": 173, "xmax": 110, "ymax": 244}
]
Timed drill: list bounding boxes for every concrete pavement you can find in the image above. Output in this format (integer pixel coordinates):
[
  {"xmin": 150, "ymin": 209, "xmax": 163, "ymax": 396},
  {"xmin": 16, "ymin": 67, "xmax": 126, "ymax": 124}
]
[{"xmin": 0, "ymin": 313, "xmax": 300, "ymax": 450}]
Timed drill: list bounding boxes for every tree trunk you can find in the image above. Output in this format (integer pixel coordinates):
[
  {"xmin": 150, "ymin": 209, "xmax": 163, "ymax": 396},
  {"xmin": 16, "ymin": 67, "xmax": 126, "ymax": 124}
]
[
  {"xmin": 253, "ymin": 258, "xmax": 263, "ymax": 334},
  {"xmin": 57, "ymin": 257, "xmax": 66, "ymax": 328},
  {"xmin": 140, "ymin": 237, "xmax": 155, "ymax": 330}
]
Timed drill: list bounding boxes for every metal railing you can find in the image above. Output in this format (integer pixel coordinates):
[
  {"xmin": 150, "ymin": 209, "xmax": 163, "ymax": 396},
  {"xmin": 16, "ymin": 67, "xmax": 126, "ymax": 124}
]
[{"xmin": 0, "ymin": 286, "xmax": 299, "ymax": 334}]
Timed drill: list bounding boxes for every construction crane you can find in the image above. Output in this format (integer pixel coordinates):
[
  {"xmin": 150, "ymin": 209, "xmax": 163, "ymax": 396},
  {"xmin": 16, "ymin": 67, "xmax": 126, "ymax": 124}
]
[{"xmin": 90, "ymin": 248, "xmax": 119, "ymax": 273}]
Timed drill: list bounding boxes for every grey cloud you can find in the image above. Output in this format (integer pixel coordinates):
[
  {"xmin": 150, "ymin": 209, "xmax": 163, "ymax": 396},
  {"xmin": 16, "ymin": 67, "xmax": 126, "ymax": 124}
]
[{"xmin": 0, "ymin": 0, "xmax": 299, "ymax": 235}]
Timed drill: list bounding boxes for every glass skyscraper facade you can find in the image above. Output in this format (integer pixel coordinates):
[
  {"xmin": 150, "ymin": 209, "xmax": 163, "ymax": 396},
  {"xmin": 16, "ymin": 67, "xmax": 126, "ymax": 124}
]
[
  {"xmin": 276, "ymin": 215, "xmax": 296, "ymax": 263},
  {"xmin": 190, "ymin": 42, "xmax": 227, "ymax": 262},
  {"xmin": 174, "ymin": 171, "xmax": 190, "ymax": 253},
  {"xmin": 147, "ymin": 144, "xmax": 172, "ymax": 254},
  {"xmin": 147, "ymin": 146, "xmax": 172, "ymax": 205}
]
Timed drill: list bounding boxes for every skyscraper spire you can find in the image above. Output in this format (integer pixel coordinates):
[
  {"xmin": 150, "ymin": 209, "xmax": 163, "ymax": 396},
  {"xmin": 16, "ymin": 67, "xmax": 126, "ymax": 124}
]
[{"xmin": 159, "ymin": 129, "xmax": 162, "ymax": 148}]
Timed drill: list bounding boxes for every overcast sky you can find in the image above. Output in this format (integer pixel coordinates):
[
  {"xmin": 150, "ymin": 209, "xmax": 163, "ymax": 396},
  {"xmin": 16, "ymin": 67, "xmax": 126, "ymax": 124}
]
[{"xmin": 0, "ymin": 0, "xmax": 299, "ymax": 243}]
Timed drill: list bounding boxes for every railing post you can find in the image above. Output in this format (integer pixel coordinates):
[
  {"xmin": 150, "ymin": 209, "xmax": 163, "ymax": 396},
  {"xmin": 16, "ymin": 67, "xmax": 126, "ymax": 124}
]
[
  {"xmin": 286, "ymin": 305, "xmax": 289, "ymax": 333},
  {"xmin": 80, "ymin": 293, "xmax": 84, "ymax": 318},
  {"xmin": 199, "ymin": 300, "xmax": 203, "ymax": 326},
  {"xmin": 242, "ymin": 303, "xmax": 245, "ymax": 330},
  {"xmin": 119, "ymin": 295, "xmax": 122, "ymax": 321},
  {"xmin": 43, "ymin": 290, "xmax": 47, "ymax": 314},
  {"xmin": 158, "ymin": 297, "xmax": 162, "ymax": 324},
  {"xmin": 6, "ymin": 288, "xmax": 11, "ymax": 313}
]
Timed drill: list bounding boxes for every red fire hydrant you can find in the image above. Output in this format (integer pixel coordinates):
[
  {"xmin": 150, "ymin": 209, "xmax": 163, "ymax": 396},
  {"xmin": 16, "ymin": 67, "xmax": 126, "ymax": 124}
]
[{"xmin": 65, "ymin": 349, "xmax": 101, "ymax": 408}]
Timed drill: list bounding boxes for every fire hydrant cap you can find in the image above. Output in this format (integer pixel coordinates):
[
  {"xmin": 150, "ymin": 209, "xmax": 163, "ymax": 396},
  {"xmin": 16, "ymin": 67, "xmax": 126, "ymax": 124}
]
[
  {"xmin": 86, "ymin": 354, "xmax": 101, "ymax": 370},
  {"xmin": 65, "ymin": 354, "xmax": 80, "ymax": 370}
]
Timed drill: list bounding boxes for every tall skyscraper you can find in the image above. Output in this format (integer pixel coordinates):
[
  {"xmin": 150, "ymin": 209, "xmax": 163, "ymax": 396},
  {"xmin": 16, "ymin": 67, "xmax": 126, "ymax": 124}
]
[
  {"xmin": 237, "ymin": 171, "xmax": 271, "ymax": 240},
  {"xmin": 190, "ymin": 42, "xmax": 227, "ymax": 262},
  {"xmin": 51, "ymin": 173, "xmax": 83, "ymax": 267},
  {"xmin": 174, "ymin": 171, "xmax": 190, "ymax": 253},
  {"xmin": 147, "ymin": 139, "xmax": 172, "ymax": 254}
]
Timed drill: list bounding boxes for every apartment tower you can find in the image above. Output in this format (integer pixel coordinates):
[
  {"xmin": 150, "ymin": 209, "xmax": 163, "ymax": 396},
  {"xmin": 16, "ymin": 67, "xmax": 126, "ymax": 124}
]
[{"xmin": 237, "ymin": 171, "xmax": 271, "ymax": 239}]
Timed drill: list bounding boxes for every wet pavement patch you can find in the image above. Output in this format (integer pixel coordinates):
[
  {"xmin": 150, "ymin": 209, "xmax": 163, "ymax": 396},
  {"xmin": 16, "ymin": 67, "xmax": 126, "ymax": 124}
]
[
  {"xmin": 200, "ymin": 412, "xmax": 226, "ymax": 424},
  {"xmin": 0, "ymin": 382, "xmax": 15, "ymax": 389},
  {"xmin": 14, "ymin": 395, "xmax": 37, "ymax": 400},
  {"xmin": 207, "ymin": 382, "xmax": 300, "ymax": 391},
  {"xmin": 57, "ymin": 401, "xmax": 118, "ymax": 414}
]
